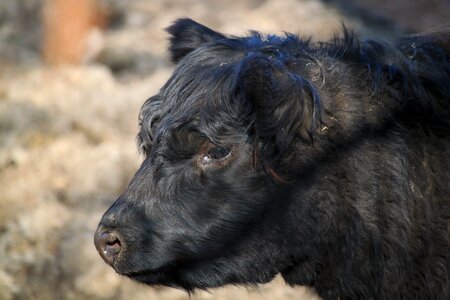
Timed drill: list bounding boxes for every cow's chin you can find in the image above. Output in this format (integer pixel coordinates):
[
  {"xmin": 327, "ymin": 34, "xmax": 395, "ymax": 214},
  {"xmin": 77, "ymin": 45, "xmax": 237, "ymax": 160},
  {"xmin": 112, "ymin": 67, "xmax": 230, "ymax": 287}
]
[
  {"xmin": 121, "ymin": 259, "xmax": 274, "ymax": 291},
  {"xmin": 119, "ymin": 265, "xmax": 184, "ymax": 289},
  {"xmin": 123, "ymin": 267, "xmax": 219, "ymax": 291},
  {"xmin": 126, "ymin": 270, "xmax": 166, "ymax": 285}
]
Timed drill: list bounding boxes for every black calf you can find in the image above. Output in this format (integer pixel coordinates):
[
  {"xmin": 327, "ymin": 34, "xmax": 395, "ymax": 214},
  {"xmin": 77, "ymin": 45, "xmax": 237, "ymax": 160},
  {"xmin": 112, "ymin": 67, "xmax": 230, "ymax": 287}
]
[{"xmin": 95, "ymin": 19, "xmax": 450, "ymax": 299}]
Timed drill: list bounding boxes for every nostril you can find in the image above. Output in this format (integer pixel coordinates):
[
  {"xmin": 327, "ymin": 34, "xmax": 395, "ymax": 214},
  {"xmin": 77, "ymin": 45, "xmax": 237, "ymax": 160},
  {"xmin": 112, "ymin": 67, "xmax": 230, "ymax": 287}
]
[
  {"xmin": 94, "ymin": 230, "xmax": 122, "ymax": 265},
  {"xmin": 105, "ymin": 238, "xmax": 121, "ymax": 257}
]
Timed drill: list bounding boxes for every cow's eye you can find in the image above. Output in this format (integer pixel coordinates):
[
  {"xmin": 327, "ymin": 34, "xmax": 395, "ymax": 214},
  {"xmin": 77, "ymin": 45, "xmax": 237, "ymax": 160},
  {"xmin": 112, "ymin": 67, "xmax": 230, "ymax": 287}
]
[
  {"xmin": 200, "ymin": 145, "xmax": 231, "ymax": 164},
  {"xmin": 207, "ymin": 146, "xmax": 231, "ymax": 160}
]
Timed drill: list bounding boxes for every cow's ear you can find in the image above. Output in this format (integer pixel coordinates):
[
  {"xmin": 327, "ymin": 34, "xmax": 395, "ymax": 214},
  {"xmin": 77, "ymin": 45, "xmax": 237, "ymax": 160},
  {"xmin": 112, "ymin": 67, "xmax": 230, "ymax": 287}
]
[
  {"xmin": 237, "ymin": 55, "xmax": 322, "ymax": 171},
  {"xmin": 166, "ymin": 18, "xmax": 225, "ymax": 63}
]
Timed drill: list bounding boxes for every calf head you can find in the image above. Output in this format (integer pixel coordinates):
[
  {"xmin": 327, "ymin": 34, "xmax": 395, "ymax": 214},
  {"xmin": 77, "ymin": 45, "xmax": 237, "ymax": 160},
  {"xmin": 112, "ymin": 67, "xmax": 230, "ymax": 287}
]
[{"xmin": 94, "ymin": 19, "xmax": 322, "ymax": 290}]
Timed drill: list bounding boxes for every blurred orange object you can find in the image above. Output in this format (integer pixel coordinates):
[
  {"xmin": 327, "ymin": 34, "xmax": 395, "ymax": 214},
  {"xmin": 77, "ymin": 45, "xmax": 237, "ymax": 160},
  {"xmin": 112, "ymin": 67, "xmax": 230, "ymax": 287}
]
[{"xmin": 42, "ymin": 0, "xmax": 107, "ymax": 65}]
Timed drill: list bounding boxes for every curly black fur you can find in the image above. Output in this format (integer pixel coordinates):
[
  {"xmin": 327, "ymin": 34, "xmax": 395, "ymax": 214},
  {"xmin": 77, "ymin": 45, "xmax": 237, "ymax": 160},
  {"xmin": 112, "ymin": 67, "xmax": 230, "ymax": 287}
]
[{"xmin": 96, "ymin": 19, "xmax": 450, "ymax": 299}]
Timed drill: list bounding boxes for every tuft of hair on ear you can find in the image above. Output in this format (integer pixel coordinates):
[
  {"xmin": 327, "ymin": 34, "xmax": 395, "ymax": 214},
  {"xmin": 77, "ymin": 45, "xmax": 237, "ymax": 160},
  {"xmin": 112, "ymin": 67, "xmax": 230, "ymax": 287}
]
[
  {"xmin": 236, "ymin": 54, "xmax": 322, "ymax": 175},
  {"xmin": 166, "ymin": 18, "xmax": 226, "ymax": 63}
]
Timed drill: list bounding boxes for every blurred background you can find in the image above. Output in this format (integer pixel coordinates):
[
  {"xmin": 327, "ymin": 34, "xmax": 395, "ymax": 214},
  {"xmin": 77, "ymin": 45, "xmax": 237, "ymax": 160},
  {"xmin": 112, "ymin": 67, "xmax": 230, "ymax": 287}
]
[{"xmin": 0, "ymin": 0, "xmax": 448, "ymax": 299}]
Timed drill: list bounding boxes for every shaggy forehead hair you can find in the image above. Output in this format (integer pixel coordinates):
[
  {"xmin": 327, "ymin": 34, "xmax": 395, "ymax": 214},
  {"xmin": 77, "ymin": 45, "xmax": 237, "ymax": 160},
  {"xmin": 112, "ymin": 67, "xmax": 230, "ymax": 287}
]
[
  {"xmin": 138, "ymin": 25, "xmax": 450, "ymax": 165},
  {"xmin": 138, "ymin": 33, "xmax": 321, "ymax": 157}
]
